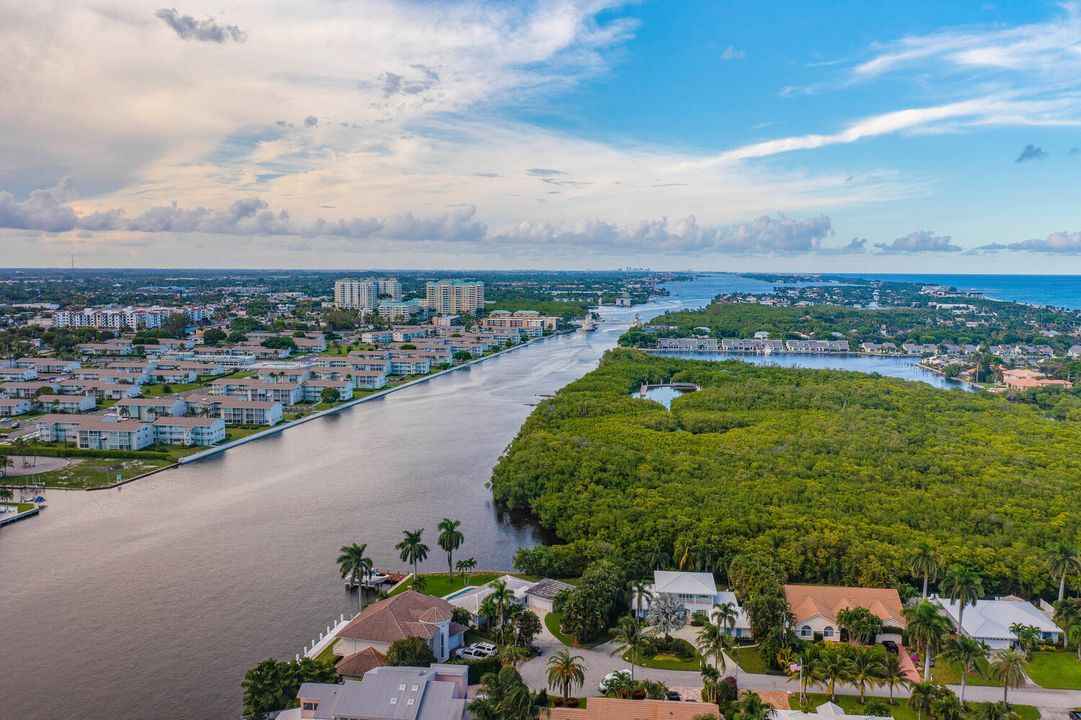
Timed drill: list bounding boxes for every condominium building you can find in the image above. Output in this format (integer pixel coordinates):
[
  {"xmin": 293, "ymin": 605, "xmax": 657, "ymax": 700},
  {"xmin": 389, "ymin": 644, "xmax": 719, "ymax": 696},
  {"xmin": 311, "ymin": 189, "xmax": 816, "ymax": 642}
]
[
  {"xmin": 334, "ymin": 279, "xmax": 379, "ymax": 311},
  {"xmin": 76, "ymin": 420, "xmax": 155, "ymax": 451},
  {"xmin": 424, "ymin": 280, "xmax": 484, "ymax": 315},
  {"xmin": 216, "ymin": 398, "xmax": 283, "ymax": 426},
  {"xmin": 377, "ymin": 277, "xmax": 403, "ymax": 301},
  {"xmin": 152, "ymin": 417, "xmax": 226, "ymax": 446},
  {"xmin": 376, "ymin": 299, "xmax": 422, "ymax": 322},
  {"xmin": 482, "ymin": 310, "xmax": 557, "ymax": 336}
]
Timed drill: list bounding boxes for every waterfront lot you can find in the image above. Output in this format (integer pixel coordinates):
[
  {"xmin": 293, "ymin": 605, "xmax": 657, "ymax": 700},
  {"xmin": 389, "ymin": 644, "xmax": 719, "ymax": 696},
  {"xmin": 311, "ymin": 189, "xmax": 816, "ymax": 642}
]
[{"xmin": 6, "ymin": 457, "xmax": 173, "ymax": 489}]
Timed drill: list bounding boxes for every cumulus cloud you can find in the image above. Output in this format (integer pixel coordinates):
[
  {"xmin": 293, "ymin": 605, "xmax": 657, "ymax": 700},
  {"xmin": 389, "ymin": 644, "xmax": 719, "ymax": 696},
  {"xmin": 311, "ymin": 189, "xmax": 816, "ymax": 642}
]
[
  {"xmin": 0, "ymin": 189, "xmax": 486, "ymax": 243},
  {"xmin": 494, "ymin": 214, "xmax": 836, "ymax": 254},
  {"xmin": 1015, "ymin": 144, "xmax": 1046, "ymax": 162},
  {"xmin": 874, "ymin": 230, "xmax": 962, "ymax": 253},
  {"xmin": 155, "ymin": 8, "xmax": 247, "ymax": 43},
  {"xmin": 975, "ymin": 231, "xmax": 1081, "ymax": 254}
]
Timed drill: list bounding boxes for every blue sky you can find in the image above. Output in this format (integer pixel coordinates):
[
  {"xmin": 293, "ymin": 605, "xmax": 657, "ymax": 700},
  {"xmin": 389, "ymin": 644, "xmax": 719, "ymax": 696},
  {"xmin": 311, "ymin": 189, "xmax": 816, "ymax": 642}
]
[{"xmin": 3, "ymin": 0, "xmax": 1081, "ymax": 270}]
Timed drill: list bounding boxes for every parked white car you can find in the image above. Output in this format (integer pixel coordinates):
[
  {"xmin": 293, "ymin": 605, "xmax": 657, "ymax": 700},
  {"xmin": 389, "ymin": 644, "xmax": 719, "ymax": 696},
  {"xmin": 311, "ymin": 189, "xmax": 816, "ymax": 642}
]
[
  {"xmin": 455, "ymin": 642, "xmax": 498, "ymax": 659},
  {"xmin": 598, "ymin": 669, "xmax": 632, "ymax": 693}
]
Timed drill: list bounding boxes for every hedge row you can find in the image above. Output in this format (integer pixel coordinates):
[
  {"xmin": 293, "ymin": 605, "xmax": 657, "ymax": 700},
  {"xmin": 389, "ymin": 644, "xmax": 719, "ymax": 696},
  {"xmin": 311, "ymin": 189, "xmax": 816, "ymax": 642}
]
[{"xmin": 5, "ymin": 446, "xmax": 172, "ymax": 461}]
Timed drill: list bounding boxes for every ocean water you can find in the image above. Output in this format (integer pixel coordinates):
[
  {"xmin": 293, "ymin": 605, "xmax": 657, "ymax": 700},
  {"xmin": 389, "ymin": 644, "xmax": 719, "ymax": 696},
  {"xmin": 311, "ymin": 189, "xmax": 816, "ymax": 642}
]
[{"xmin": 844, "ymin": 274, "xmax": 1081, "ymax": 310}]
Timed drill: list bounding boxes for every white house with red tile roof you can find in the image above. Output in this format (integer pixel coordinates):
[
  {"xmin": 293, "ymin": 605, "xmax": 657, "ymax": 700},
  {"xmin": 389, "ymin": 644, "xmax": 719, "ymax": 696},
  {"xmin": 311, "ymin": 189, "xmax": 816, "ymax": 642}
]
[
  {"xmin": 784, "ymin": 584, "xmax": 906, "ymax": 643},
  {"xmin": 333, "ymin": 590, "xmax": 467, "ymax": 662}
]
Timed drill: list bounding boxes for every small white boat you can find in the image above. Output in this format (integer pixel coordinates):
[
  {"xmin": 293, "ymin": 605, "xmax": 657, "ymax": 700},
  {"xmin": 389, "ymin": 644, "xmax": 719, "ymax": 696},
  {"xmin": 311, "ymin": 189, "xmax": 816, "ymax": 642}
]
[{"xmin": 361, "ymin": 571, "xmax": 390, "ymax": 588}]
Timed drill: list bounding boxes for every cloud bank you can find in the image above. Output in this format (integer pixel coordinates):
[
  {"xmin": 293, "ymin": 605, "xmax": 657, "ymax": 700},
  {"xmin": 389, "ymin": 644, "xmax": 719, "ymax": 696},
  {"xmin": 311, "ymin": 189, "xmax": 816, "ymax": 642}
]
[{"xmin": 155, "ymin": 7, "xmax": 247, "ymax": 43}]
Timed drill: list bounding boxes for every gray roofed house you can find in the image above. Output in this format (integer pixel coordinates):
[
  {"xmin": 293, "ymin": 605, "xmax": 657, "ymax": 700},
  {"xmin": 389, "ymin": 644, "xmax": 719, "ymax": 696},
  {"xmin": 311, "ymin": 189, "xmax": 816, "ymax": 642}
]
[{"xmin": 292, "ymin": 664, "xmax": 468, "ymax": 720}]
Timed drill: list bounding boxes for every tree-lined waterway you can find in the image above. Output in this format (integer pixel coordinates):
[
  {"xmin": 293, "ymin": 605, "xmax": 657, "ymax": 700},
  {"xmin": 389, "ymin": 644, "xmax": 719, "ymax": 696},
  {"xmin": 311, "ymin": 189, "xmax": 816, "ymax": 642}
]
[{"xmin": 0, "ymin": 274, "xmax": 963, "ymax": 719}]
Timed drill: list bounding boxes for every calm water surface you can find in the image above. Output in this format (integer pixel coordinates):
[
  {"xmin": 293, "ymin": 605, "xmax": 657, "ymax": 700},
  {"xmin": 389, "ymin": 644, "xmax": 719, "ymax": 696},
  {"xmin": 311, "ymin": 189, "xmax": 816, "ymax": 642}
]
[{"xmin": 0, "ymin": 273, "xmax": 968, "ymax": 719}]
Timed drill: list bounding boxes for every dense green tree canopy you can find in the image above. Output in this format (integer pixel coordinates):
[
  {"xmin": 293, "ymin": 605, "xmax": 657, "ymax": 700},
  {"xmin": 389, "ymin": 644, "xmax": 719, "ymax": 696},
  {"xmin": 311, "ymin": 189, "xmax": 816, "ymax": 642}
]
[{"xmin": 492, "ymin": 350, "xmax": 1081, "ymax": 597}]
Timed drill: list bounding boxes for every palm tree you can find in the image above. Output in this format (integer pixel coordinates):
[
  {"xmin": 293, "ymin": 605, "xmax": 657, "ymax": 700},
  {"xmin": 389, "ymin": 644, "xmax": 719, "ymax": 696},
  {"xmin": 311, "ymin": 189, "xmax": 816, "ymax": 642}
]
[
  {"xmin": 1052, "ymin": 598, "xmax": 1080, "ymax": 650},
  {"xmin": 789, "ymin": 647, "xmax": 823, "ymax": 703},
  {"xmin": 1047, "ymin": 542, "xmax": 1081, "ymax": 602},
  {"xmin": 932, "ymin": 690, "xmax": 967, "ymax": 720},
  {"xmin": 975, "ymin": 702, "xmax": 1014, "ymax": 720},
  {"xmin": 818, "ymin": 648, "xmax": 854, "ymax": 702},
  {"xmin": 610, "ymin": 615, "xmax": 649, "ymax": 680},
  {"xmin": 908, "ymin": 543, "xmax": 940, "ymax": 599},
  {"xmin": 1071, "ymin": 622, "xmax": 1081, "ymax": 661},
  {"xmin": 880, "ymin": 652, "xmax": 911, "ymax": 705},
  {"xmin": 436, "ymin": 518, "xmax": 464, "ymax": 580},
  {"xmin": 988, "ymin": 649, "xmax": 1027, "ymax": 706},
  {"xmin": 546, "ymin": 649, "xmax": 586, "ymax": 706},
  {"xmin": 395, "ymin": 528, "xmax": 429, "ymax": 584},
  {"xmin": 696, "ymin": 620, "xmax": 732, "ymax": 675},
  {"xmin": 907, "ymin": 681, "xmax": 938, "ymax": 720},
  {"xmin": 734, "ymin": 691, "xmax": 773, "ymax": 720},
  {"xmin": 941, "ymin": 634, "xmax": 989, "ymax": 703},
  {"xmin": 712, "ymin": 600, "xmax": 738, "ymax": 634},
  {"xmin": 628, "ymin": 578, "xmax": 652, "ymax": 617},
  {"xmin": 336, "ymin": 543, "xmax": 373, "ymax": 611},
  {"xmin": 904, "ymin": 599, "xmax": 953, "ymax": 681},
  {"xmin": 849, "ymin": 648, "xmax": 887, "ymax": 703},
  {"xmin": 940, "ymin": 563, "xmax": 984, "ymax": 629},
  {"xmin": 488, "ymin": 579, "xmax": 514, "ymax": 635},
  {"xmin": 455, "ymin": 557, "xmax": 477, "ymax": 579}
]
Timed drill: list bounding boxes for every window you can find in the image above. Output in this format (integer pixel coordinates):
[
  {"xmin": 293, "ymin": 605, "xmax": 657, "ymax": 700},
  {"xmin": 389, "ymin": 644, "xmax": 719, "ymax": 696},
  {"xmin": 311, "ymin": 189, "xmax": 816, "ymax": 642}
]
[
  {"xmin": 824, "ymin": 626, "xmax": 835, "ymax": 638},
  {"xmin": 302, "ymin": 702, "xmax": 317, "ymax": 711},
  {"xmin": 389, "ymin": 698, "xmax": 398, "ymax": 705},
  {"xmin": 800, "ymin": 625, "xmax": 812, "ymax": 637},
  {"xmin": 407, "ymin": 699, "xmax": 416, "ymax": 706}
]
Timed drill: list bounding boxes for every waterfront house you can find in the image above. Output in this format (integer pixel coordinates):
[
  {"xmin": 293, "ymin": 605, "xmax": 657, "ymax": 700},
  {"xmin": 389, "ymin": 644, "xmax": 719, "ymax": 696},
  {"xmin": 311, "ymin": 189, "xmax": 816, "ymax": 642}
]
[
  {"xmin": 785, "ymin": 339, "xmax": 850, "ymax": 353},
  {"xmin": 76, "ymin": 420, "xmax": 154, "ymax": 451},
  {"xmin": 35, "ymin": 394, "xmax": 97, "ymax": 413},
  {"xmin": 774, "ymin": 702, "xmax": 889, "ymax": 720},
  {"xmin": 784, "ymin": 584, "xmax": 906, "ymax": 643},
  {"xmin": 216, "ymin": 398, "xmax": 283, "ymax": 426},
  {"xmin": 931, "ymin": 595, "xmax": 1061, "ymax": 650},
  {"xmin": 300, "ymin": 378, "xmax": 353, "ymax": 402},
  {"xmin": 333, "ymin": 590, "xmax": 466, "ymax": 662},
  {"xmin": 114, "ymin": 397, "xmax": 189, "ymax": 420},
  {"xmin": 549, "ymin": 698, "xmax": 719, "ymax": 720},
  {"xmin": 152, "ymin": 416, "xmax": 226, "ymax": 446},
  {"xmin": 0, "ymin": 397, "xmax": 32, "ymax": 416},
  {"xmin": 633, "ymin": 571, "xmax": 751, "ymax": 637},
  {"xmin": 658, "ymin": 337, "xmax": 719, "ymax": 352},
  {"xmin": 291, "ymin": 665, "xmax": 468, "ymax": 720},
  {"xmin": 343, "ymin": 369, "xmax": 388, "ymax": 390},
  {"xmin": 444, "ymin": 574, "xmax": 569, "ymax": 625}
]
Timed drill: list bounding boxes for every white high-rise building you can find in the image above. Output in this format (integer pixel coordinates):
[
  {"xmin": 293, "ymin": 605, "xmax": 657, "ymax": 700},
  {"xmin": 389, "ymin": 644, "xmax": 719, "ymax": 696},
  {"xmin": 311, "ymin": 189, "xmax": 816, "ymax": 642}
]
[
  {"xmin": 377, "ymin": 277, "xmax": 403, "ymax": 301},
  {"xmin": 424, "ymin": 280, "xmax": 484, "ymax": 315},
  {"xmin": 334, "ymin": 279, "xmax": 379, "ymax": 310}
]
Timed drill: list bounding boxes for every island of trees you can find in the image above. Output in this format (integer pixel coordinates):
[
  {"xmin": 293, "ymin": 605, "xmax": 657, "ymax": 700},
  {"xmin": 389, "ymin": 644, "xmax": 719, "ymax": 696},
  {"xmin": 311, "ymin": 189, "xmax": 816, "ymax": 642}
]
[{"xmin": 492, "ymin": 349, "xmax": 1081, "ymax": 598}]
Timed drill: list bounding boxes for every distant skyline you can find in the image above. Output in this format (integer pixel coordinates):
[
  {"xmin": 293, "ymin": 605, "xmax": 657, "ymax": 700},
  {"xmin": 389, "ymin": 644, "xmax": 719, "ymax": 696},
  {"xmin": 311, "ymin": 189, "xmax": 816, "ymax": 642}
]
[{"xmin": 5, "ymin": 1, "xmax": 1081, "ymax": 270}]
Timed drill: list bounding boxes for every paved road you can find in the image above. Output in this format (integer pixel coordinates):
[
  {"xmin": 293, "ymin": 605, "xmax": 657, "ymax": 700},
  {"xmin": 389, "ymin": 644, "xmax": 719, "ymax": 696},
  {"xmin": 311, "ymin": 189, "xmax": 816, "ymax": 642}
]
[{"xmin": 518, "ymin": 616, "xmax": 1081, "ymax": 717}]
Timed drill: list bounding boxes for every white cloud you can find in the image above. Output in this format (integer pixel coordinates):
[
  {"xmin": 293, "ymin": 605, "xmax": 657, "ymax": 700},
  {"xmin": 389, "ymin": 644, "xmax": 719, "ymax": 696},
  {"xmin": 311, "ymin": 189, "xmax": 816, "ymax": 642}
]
[
  {"xmin": 720, "ymin": 46, "xmax": 744, "ymax": 60},
  {"xmin": 874, "ymin": 230, "xmax": 962, "ymax": 254},
  {"xmin": 976, "ymin": 231, "xmax": 1081, "ymax": 254}
]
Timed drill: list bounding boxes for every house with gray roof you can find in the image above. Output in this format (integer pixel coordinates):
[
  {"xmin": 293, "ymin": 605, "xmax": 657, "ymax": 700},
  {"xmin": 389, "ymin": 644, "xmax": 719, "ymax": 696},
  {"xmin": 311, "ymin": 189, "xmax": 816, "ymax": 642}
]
[{"xmin": 289, "ymin": 664, "xmax": 468, "ymax": 720}]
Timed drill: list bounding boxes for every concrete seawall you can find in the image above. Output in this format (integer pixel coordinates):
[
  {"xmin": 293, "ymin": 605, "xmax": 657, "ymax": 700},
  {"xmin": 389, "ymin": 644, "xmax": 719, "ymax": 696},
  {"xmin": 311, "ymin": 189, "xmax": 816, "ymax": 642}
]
[{"xmin": 178, "ymin": 330, "xmax": 573, "ymax": 465}]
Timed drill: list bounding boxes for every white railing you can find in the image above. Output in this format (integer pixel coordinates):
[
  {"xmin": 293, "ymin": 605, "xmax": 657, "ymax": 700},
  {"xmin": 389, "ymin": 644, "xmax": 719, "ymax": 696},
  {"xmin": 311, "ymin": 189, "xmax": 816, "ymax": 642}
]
[{"xmin": 299, "ymin": 613, "xmax": 349, "ymax": 660}]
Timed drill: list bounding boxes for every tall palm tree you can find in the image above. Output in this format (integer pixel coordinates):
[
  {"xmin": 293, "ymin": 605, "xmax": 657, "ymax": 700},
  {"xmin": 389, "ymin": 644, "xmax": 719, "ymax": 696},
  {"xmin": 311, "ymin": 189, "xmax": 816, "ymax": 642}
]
[
  {"xmin": 696, "ymin": 620, "xmax": 732, "ymax": 675},
  {"xmin": 436, "ymin": 518, "xmax": 464, "ymax": 580},
  {"xmin": 628, "ymin": 579, "xmax": 652, "ymax": 617},
  {"xmin": 880, "ymin": 652, "xmax": 911, "ymax": 705},
  {"xmin": 712, "ymin": 601, "xmax": 738, "ymax": 634},
  {"xmin": 849, "ymin": 648, "xmax": 887, "ymax": 703},
  {"xmin": 546, "ymin": 649, "xmax": 586, "ymax": 706},
  {"xmin": 941, "ymin": 634, "xmax": 989, "ymax": 703},
  {"xmin": 610, "ymin": 615, "xmax": 649, "ymax": 680},
  {"xmin": 455, "ymin": 557, "xmax": 477, "ymax": 579},
  {"xmin": 1070, "ymin": 623, "xmax": 1081, "ymax": 660},
  {"xmin": 975, "ymin": 702, "xmax": 1013, "ymax": 720},
  {"xmin": 908, "ymin": 543, "xmax": 940, "ymax": 599},
  {"xmin": 932, "ymin": 691, "xmax": 967, "ymax": 720},
  {"xmin": 904, "ymin": 599, "xmax": 953, "ymax": 681},
  {"xmin": 1047, "ymin": 542, "xmax": 1081, "ymax": 602},
  {"xmin": 908, "ymin": 681, "xmax": 938, "ymax": 720},
  {"xmin": 336, "ymin": 543, "xmax": 373, "ymax": 610},
  {"xmin": 940, "ymin": 564, "xmax": 985, "ymax": 629},
  {"xmin": 988, "ymin": 649, "xmax": 1027, "ymax": 706},
  {"xmin": 818, "ymin": 648, "xmax": 855, "ymax": 702},
  {"xmin": 488, "ymin": 579, "xmax": 514, "ymax": 634},
  {"xmin": 395, "ymin": 528, "xmax": 429, "ymax": 584},
  {"xmin": 1053, "ymin": 599, "xmax": 1080, "ymax": 649}
]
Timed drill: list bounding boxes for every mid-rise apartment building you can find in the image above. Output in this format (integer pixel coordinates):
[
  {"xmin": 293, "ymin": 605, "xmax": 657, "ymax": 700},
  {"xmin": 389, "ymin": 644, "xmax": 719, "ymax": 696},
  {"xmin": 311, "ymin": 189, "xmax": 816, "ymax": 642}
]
[
  {"xmin": 424, "ymin": 280, "xmax": 484, "ymax": 315},
  {"xmin": 377, "ymin": 277, "xmax": 403, "ymax": 301},
  {"xmin": 334, "ymin": 279, "xmax": 379, "ymax": 311}
]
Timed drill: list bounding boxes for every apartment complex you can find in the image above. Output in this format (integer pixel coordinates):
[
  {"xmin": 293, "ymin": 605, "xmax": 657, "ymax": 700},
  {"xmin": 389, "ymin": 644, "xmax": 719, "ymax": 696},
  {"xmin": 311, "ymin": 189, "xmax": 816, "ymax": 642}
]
[
  {"xmin": 376, "ymin": 277, "xmax": 402, "ymax": 301},
  {"xmin": 333, "ymin": 279, "xmax": 379, "ymax": 311},
  {"xmin": 424, "ymin": 280, "xmax": 484, "ymax": 315},
  {"xmin": 52, "ymin": 305, "xmax": 214, "ymax": 330}
]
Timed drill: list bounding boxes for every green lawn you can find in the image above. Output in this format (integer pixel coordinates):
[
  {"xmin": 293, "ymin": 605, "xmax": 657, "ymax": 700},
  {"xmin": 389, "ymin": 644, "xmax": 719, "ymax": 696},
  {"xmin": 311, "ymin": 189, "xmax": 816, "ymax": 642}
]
[
  {"xmin": 1023, "ymin": 650, "xmax": 1081, "ymax": 689},
  {"xmin": 931, "ymin": 654, "xmax": 1001, "ymax": 686},
  {"xmin": 9, "ymin": 457, "xmax": 173, "ymax": 489},
  {"xmin": 802, "ymin": 693, "xmax": 1039, "ymax": 720},
  {"xmin": 139, "ymin": 382, "xmax": 202, "ymax": 397},
  {"xmin": 734, "ymin": 645, "xmax": 772, "ymax": 674},
  {"xmin": 224, "ymin": 426, "xmax": 271, "ymax": 442},
  {"xmin": 389, "ymin": 572, "xmax": 535, "ymax": 598},
  {"xmin": 623, "ymin": 649, "xmax": 701, "ymax": 671},
  {"xmin": 314, "ymin": 642, "xmax": 340, "ymax": 664},
  {"xmin": 1, "ymin": 502, "xmax": 37, "ymax": 514},
  {"xmin": 544, "ymin": 611, "xmax": 611, "ymax": 650}
]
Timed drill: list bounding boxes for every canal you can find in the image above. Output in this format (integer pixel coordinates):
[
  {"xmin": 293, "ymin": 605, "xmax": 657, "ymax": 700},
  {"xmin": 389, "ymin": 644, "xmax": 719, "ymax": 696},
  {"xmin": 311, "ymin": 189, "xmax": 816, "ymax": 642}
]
[{"xmin": 0, "ymin": 274, "xmax": 961, "ymax": 719}]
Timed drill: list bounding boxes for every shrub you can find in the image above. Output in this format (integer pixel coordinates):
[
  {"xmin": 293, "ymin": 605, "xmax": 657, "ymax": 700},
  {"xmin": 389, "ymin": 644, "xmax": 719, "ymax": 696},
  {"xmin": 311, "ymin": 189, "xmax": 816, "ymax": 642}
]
[
  {"xmin": 385, "ymin": 637, "xmax": 436, "ymax": 667},
  {"xmin": 449, "ymin": 654, "xmax": 501, "ymax": 684},
  {"xmin": 863, "ymin": 700, "xmax": 891, "ymax": 717},
  {"xmin": 12, "ymin": 446, "xmax": 171, "ymax": 461}
]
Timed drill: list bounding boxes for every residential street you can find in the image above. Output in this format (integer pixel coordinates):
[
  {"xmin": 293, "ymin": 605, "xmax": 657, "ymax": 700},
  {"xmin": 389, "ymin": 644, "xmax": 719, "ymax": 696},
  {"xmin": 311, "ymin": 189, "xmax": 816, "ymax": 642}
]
[{"xmin": 517, "ymin": 614, "xmax": 1081, "ymax": 718}]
